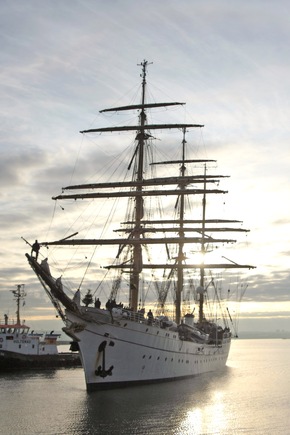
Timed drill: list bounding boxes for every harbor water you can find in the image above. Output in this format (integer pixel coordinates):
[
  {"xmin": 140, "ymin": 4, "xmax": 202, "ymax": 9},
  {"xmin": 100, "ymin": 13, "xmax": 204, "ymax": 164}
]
[{"xmin": 0, "ymin": 339, "xmax": 289, "ymax": 434}]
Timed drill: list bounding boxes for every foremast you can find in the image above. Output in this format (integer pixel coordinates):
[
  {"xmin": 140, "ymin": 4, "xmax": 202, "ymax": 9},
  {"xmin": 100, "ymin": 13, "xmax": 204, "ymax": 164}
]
[{"xmin": 129, "ymin": 60, "xmax": 150, "ymax": 311}]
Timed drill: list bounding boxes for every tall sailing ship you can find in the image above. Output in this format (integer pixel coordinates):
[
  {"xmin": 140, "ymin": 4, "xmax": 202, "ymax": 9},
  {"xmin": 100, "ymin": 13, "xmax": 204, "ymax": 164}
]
[{"xmin": 26, "ymin": 60, "xmax": 254, "ymax": 391}]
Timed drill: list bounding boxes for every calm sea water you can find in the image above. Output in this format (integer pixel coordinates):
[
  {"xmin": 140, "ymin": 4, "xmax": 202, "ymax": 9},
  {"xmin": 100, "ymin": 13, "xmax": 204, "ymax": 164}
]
[{"xmin": 0, "ymin": 339, "xmax": 289, "ymax": 434}]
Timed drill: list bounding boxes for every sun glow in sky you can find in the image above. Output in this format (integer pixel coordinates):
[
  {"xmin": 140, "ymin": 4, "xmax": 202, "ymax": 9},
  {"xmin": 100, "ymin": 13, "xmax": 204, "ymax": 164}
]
[{"xmin": 0, "ymin": 0, "xmax": 290, "ymax": 334}]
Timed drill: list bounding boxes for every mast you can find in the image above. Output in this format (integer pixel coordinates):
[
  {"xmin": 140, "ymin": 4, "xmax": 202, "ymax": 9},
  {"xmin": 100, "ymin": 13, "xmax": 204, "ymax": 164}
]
[
  {"xmin": 199, "ymin": 166, "xmax": 207, "ymax": 323},
  {"xmin": 175, "ymin": 128, "xmax": 187, "ymax": 323},
  {"xmin": 129, "ymin": 59, "xmax": 151, "ymax": 310},
  {"xmin": 11, "ymin": 284, "xmax": 26, "ymax": 325}
]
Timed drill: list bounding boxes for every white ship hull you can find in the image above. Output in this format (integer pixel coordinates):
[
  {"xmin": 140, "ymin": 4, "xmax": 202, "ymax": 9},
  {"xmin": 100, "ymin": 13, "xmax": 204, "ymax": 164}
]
[{"xmin": 64, "ymin": 308, "xmax": 231, "ymax": 391}]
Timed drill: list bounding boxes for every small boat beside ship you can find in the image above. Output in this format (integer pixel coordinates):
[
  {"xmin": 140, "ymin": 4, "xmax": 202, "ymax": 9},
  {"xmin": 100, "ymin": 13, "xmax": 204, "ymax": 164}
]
[
  {"xmin": 0, "ymin": 284, "xmax": 80, "ymax": 370},
  {"xmin": 26, "ymin": 60, "xmax": 254, "ymax": 390}
]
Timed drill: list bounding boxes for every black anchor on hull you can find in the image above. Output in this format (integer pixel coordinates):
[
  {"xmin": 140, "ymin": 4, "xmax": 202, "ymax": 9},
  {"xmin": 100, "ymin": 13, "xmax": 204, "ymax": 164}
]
[{"xmin": 95, "ymin": 340, "xmax": 114, "ymax": 378}]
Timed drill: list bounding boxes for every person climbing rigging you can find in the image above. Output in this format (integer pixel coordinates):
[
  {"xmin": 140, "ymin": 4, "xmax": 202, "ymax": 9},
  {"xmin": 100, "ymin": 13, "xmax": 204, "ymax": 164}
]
[{"xmin": 31, "ymin": 240, "xmax": 40, "ymax": 260}]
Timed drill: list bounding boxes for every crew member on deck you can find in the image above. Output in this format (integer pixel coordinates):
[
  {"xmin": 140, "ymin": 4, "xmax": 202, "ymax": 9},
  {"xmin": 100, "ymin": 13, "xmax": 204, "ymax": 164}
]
[
  {"xmin": 95, "ymin": 298, "xmax": 101, "ymax": 308},
  {"xmin": 147, "ymin": 309, "xmax": 153, "ymax": 325}
]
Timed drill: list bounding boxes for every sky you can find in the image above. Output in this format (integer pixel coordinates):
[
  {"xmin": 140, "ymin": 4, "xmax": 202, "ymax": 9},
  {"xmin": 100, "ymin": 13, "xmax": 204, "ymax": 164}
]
[{"xmin": 0, "ymin": 0, "xmax": 290, "ymax": 336}]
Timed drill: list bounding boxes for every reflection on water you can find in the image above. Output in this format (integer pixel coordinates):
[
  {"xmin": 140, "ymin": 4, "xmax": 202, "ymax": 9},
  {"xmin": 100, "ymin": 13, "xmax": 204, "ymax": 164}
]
[
  {"xmin": 0, "ymin": 340, "xmax": 290, "ymax": 434},
  {"xmin": 177, "ymin": 391, "xmax": 227, "ymax": 435},
  {"xmin": 75, "ymin": 368, "xmax": 233, "ymax": 434},
  {"xmin": 0, "ymin": 367, "xmax": 232, "ymax": 434}
]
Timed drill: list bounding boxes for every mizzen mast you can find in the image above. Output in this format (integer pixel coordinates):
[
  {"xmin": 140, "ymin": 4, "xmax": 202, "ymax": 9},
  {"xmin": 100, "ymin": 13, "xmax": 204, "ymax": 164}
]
[{"xmin": 199, "ymin": 165, "xmax": 208, "ymax": 323}]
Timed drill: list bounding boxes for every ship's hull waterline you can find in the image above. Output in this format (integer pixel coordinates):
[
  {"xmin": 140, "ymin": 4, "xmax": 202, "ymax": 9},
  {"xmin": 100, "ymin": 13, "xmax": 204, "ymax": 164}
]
[{"xmin": 65, "ymin": 309, "xmax": 231, "ymax": 391}]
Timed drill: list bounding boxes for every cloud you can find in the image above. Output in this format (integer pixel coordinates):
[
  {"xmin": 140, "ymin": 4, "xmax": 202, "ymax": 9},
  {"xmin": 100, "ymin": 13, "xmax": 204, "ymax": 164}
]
[
  {"xmin": 0, "ymin": 147, "xmax": 47, "ymax": 187},
  {"xmin": 0, "ymin": 0, "xmax": 290, "ymax": 333}
]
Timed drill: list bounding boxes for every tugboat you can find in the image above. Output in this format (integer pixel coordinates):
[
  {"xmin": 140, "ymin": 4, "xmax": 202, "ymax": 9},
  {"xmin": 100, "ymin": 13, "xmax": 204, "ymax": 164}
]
[{"xmin": 0, "ymin": 284, "xmax": 80, "ymax": 370}]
